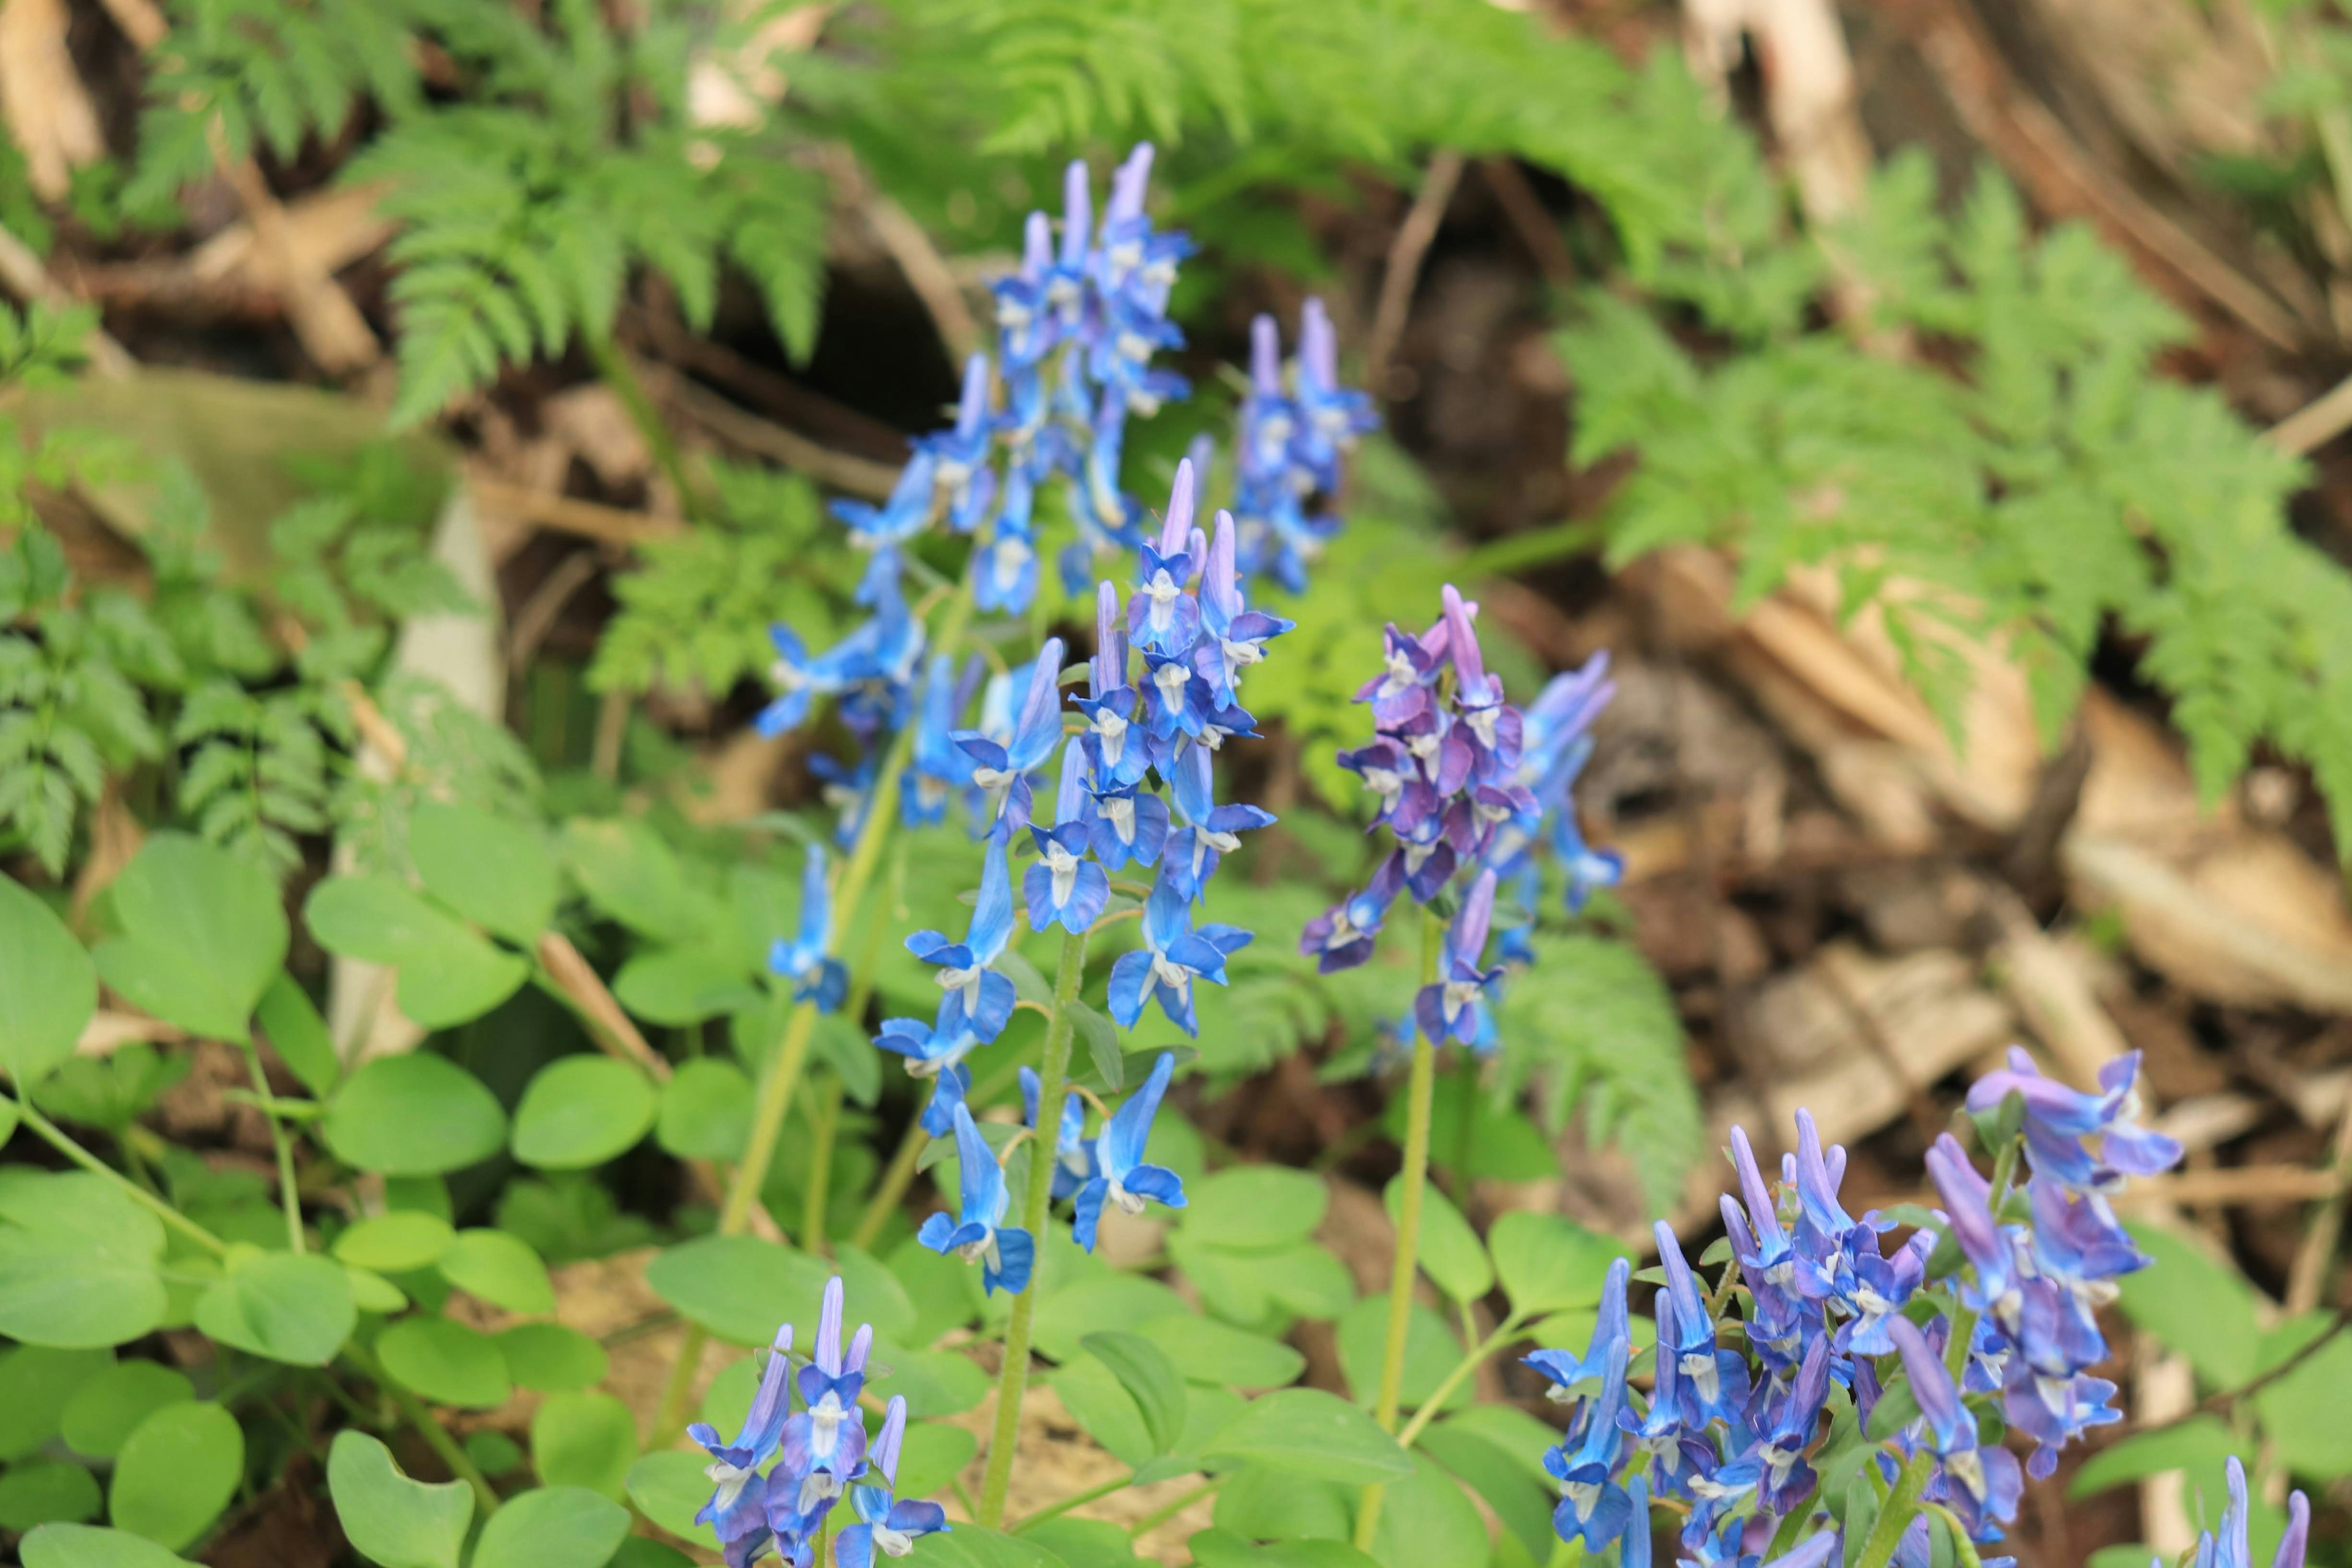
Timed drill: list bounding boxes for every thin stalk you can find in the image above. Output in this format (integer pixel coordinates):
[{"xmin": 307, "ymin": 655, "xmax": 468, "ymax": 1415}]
[
  {"xmin": 1008, "ymin": 1471, "xmax": 1133, "ymax": 1533},
  {"xmin": 1353, "ymin": 906, "xmax": 1446, "ymax": 1551},
  {"xmin": 976, "ymin": 927, "xmax": 1089, "ymax": 1528},
  {"xmin": 344, "ymin": 1343, "xmax": 499, "ymax": 1516},
  {"xmin": 1856, "ymin": 1450, "xmax": 1934, "ymax": 1568},
  {"xmin": 803, "ymin": 1074, "xmax": 844, "ymax": 1256},
  {"xmin": 244, "ymin": 1037, "xmax": 304, "ymax": 1253},
  {"xmin": 582, "ymin": 331, "xmax": 706, "ymax": 524},
  {"xmin": 1126, "ymin": 1476, "xmax": 1223, "ymax": 1538},
  {"xmin": 1392, "ymin": 1312, "xmax": 1527, "ymax": 1452},
  {"xmin": 11, "ymin": 1092, "xmax": 226, "ymax": 1254}
]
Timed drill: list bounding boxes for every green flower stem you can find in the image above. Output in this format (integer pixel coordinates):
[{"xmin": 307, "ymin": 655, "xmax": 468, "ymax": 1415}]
[
  {"xmin": 343, "ymin": 1342, "xmax": 500, "ymax": 1516},
  {"xmin": 1126, "ymin": 1476, "xmax": 1224, "ymax": 1538},
  {"xmin": 1007, "ymin": 1471, "xmax": 1134, "ymax": 1534},
  {"xmin": 976, "ymin": 925, "xmax": 1089, "ymax": 1528},
  {"xmin": 9, "ymin": 1090, "xmax": 225, "ymax": 1255},
  {"xmin": 653, "ymin": 584, "xmax": 977, "ymax": 1446},
  {"xmin": 1857, "ymin": 1449, "xmax": 1934, "ymax": 1568},
  {"xmin": 802, "ymin": 1074, "xmax": 845, "ymax": 1254},
  {"xmin": 244, "ymin": 1036, "xmax": 305, "ymax": 1253},
  {"xmin": 1353, "ymin": 905, "xmax": 1446, "ymax": 1551},
  {"xmin": 582, "ymin": 331, "xmax": 707, "ymax": 524},
  {"xmin": 1392, "ymin": 1310, "xmax": 1528, "ymax": 1452}
]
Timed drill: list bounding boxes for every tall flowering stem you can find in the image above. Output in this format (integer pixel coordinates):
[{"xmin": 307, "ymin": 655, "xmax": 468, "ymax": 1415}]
[
  {"xmin": 976, "ymin": 925, "xmax": 1089, "ymax": 1527},
  {"xmin": 1354, "ymin": 902, "xmax": 1446, "ymax": 1551}
]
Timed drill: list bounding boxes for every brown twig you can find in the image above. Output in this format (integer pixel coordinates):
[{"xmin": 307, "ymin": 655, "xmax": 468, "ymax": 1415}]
[
  {"xmin": 826, "ymin": 145, "xmax": 981, "ymax": 364},
  {"xmin": 1480, "ymin": 159, "xmax": 1577, "ymax": 289},
  {"xmin": 205, "ymin": 118, "xmax": 380, "ymax": 373},
  {"xmin": 646, "ymin": 367, "xmax": 901, "ymax": 500},
  {"xmin": 1364, "ymin": 150, "xmax": 1466, "ymax": 397},
  {"xmin": 505, "ymin": 549, "xmax": 605, "ymax": 674},
  {"xmin": 2285, "ymin": 1090, "xmax": 2352, "ymax": 1313},
  {"xmin": 2264, "ymin": 372, "xmax": 2352, "ymax": 457},
  {"xmin": 535, "ymin": 932, "xmax": 670, "ymax": 1082},
  {"xmin": 469, "ymin": 478, "xmax": 680, "ymax": 550}
]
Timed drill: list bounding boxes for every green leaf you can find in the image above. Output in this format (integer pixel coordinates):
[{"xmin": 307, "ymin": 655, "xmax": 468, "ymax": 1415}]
[
  {"xmin": 623, "ymin": 1451, "xmax": 715, "ymax": 1548},
  {"xmin": 645, "ymin": 1235, "xmax": 829, "ymax": 1346},
  {"xmin": 530, "ymin": 1392, "xmax": 638, "ymax": 1499},
  {"xmin": 375, "ymin": 1316, "xmax": 511, "ymax": 1409},
  {"xmin": 1134, "ymin": 1314, "xmax": 1305, "ymax": 1390},
  {"xmin": 895, "ymin": 1421, "xmax": 977, "ymax": 1501},
  {"xmin": 1201, "ymin": 1388, "xmax": 1412, "ymax": 1485},
  {"xmin": 1335, "ymin": 1297, "xmax": 1466, "ymax": 1412},
  {"xmin": 345, "ymin": 1265, "xmax": 407, "ymax": 1314},
  {"xmin": 0, "ymin": 1461, "xmax": 102, "ymax": 1531},
  {"xmin": 2070, "ymin": 1415, "xmax": 2242, "ymax": 1498},
  {"xmin": 20, "ymin": 1524, "xmax": 198, "ymax": 1568},
  {"xmin": 108, "ymin": 1401, "xmax": 241, "ymax": 1551},
  {"xmin": 2114, "ymin": 1223, "xmax": 2261, "ymax": 1387},
  {"xmin": 614, "ymin": 949, "xmax": 762, "ymax": 1026},
  {"xmin": 1020, "ymin": 1518, "xmax": 1137, "ymax": 1568},
  {"xmin": 328, "ymin": 1430, "xmax": 473, "ymax": 1568},
  {"xmin": 1489, "ymin": 1212, "xmax": 1632, "ymax": 1316},
  {"xmin": 253, "ymin": 971, "xmax": 339, "ymax": 1098},
  {"xmin": 1187, "ymin": 1528, "xmax": 1385, "ymax": 1568},
  {"xmin": 333, "ymin": 1211, "xmax": 456, "ymax": 1273},
  {"xmin": 408, "ymin": 803, "xmax": 559, "ymax": 944},
  {"xmin": 437, "ymin": 1229, "xmax": 554, "ymax": 1314},
  {"xmin": 1367, "ymin": 1452, "xmax": 1487, "ymax": 1568},
  {"xmin": 656, "ymin": 1057, "xmax": 754, "ymax": 1160},
  {"xmin": 304, "ymin": 875, "xmax": 528, "ymax": 1029},
  {"xmin": 1212, "ymin": 1462, "xmax": 1353, "ymax": 1542},
  {"xmin": 469, "ymin": 1485, "xmax": 630, "ymax": 1568},
  {"xmin": 1383, "ymin": 1178, "xmax": 1491, "ymax": 1303},
  {"xmin": 511, "ymin": 1057, "xmax": 658, "ymax": 1169},
  {"xmin": 1420, "ymin": 1420, "xmax": 1556, "ymax": 1559},
  {"xmin": 0, "ymin": 1174, "xmax": 168, "ymax": 1348},
  {"xmin": 497, "ymin": 1323, "xmax": 608, "ymax": 1392},
  {"xmin": 613, "ymin": 1544, "xmax": 697, "ymax": 1568},
  {"xmin": 1030, "ymin": 1275, "xmax": 1189, "ymax": 1362},
  {"xmin": 1182, "ymin": 1166, "xmax": 1329, "ymax": 1249},
  {"xmin": 563, "ymin": 820, "xmax": 726, "ymax": 943},
  {"xmin": 0, "ymin": 1346, "xmax": 113, "ymax": 1460},
  {"xmin": 1080, "ymin": 1332, "xmax": 1186, "ymax": 1455},
  {"xmin": 2253, "ymin": 1321, "xmax": 2352, "ymax": 1479},
  {"xmin": 322, "ymin": 1055, "xmax": 508, "ymax": 1176},
  {"xmin": 61, "ymin": 1361, "xmax": 193, "ymax": 1460},
  {"xmin": 0, "ymin": 878, "xmax": 95, "ymax": 1085},
  {"xmin": 192, "ymin": 1249, "xmax": 355, "ymax": 1366},
  {"xmin": 1052, "ymin": 1354, "xmax": 1156, "ymax": 1468},
  {"xmin": 875, "ymin": 1348, "xmax": 992, "ymax": 1417},
  {"xmin": 908, "ymin": 1526, "xmax": 1064, "ymax": 1568},
  {"xmin": 1866, "ymin": 1378, "xmax": 1922, "ymax": 1443},
  {"xmin": 92, "ymin": 834, "xmax": 285, "ymax": 1039},
  {"xmin": 1068, "ymin": 998, "xmax": 1125, "ymax": 1091}
]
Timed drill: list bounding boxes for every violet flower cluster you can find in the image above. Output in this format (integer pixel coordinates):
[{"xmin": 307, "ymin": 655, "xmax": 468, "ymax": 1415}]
[
  {"xmin": 1300, "ymin": 582, "xmax": 1622, "ymax": 1056},
  {"xmin": 688, "ymin": 1276, "xmax": 947, "ymax": 1568},
  {"xmin": 1524, "ymin": 1054, "xmax": 2186, "ymax": 1568}
]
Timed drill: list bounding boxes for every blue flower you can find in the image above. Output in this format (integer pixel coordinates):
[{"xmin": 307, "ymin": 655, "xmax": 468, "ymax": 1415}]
[
  {"xmin": 1888, "ymin": 1316, "xmax": 2021, "ymax": 1538},
  {"xmin": 1965, "ymin": 1048, "xmax": 2181, "ymax": 1191},
  {"xmin": 1651, "ymin": 1220, "xmax": 1749, "ymax": 1428},
  {"xmin": 1106, "ymin": 870, "xmax": 1251, "ymax": 1035},
  {"xmin": 1525, "ymin": 1254, "xmax": 1630, "ymax": 1396},
  {"xmin": 954, "ymin": 637, "xmax": 1066, "ymax": 830},
  {"xmin": 2185, "ymin": 1458, "xmax": 2310, "ymax": 1568},
  {"xmin": 1076, "ymin": 581, "xmax": 1150, "ymax": 790},
  {"xmin": 1164, "ymin": 739, "xmax": 1274, "ymax": 899},
  {"xmin": 1192, "ymin": 508, "xmax": 1292, "ymax": 710},
  {"xmin": 873, "ymin": 1014, "xmax": 978, "ymax": 1137},
  {"xmin": 1355, "ymin": 622, "xmax": 1442, "ymax": 728},
  {"xmin": 1021, "ymin": 1065, "xmax": 1094, "ymax": 1200},
  {"xmin": 1087, "ymin": 780, "xmax": 1169, "ymax": 872},
  {"xmin": 903, "ymin": 654, "xmax": 982, "ymax": 829},
  {"xmin": 1923, "ymin": 1134, "xmax": 2016, "ymax": 1316},
  {"xmin": 1544, "ymin": 1332, "xmax": 1632, "ymax": 1551},
  {"xmin": 919, "ymin": 1102, "xmax": 1035, "ymax": 1295},
  {"xmin": 991, "ymin": 210, "xmax": 1057, "ymax": 366},
  {"xmin": 1126, "ymin": 464, "xmax": 1202, "ymax": 658},
  {"xmin": 1414, "ymin": 869, "xmax": 1502, "ymax": 1046},
  {"xmin": 1292, "ymin": 298, "xmax": 1377, "ymax": 490},
  {"xmin": 834, "ymin": 1397, "xmax": 950, "ymax": 1568},
  {"xmin": 768, "ymin": 846, "xmax": 847, "ymax": 1012},
  {"xmin": 689, "ymin": 1321, "xmax": 794, "ymax": 1547},
  {"xmin": 1074, "ymin": 1052, "xmax": 1187, "ymax": 1250},
  {"xmin": 914, "ymin": 354, "xmax": 998, "ymax": 533},
  {"xmin": 1027, "ymin": 741, "xmax": 1109, "ymax": 935},
  {"xmin": 778, "ymin": 1276, "xmax": 871, "ymax": 1512},
  {"xmin": 829, "ymin": 451, "xmax": 939, "ymax": 549},
  {"xmin": 1753, "ymin": 1333, "xmax": 1834, "ymax": 1514},
  {"xmin": 1139, "ymin": 651, "xmax": 1214, "ymax": 743},
  {"xmin": 903, "ymin": 824, "xmax": 1018, "ymax": 1042}
]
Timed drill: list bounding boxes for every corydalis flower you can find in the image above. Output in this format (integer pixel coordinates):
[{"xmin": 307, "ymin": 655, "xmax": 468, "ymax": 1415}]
[
  {"xmin": 1073, "ymin": 1052, "xmax": 1188, "ymax": 1250},
  {"xmin": 918, "ymin": 1102, "xmax": 1035, "ymax": 1295},
  {"xmin": 767, "ymin": 846, "xmax": 847, "ymax": 1012},
  {"xmin": 835, "ymin": 1397, "xmax": 949, "ymax": 1568},
  {"xmin": 779, "ymin": 1276, "xmax": 871, "ymax": 1512},
  {"xmin": 1107, "ymin": 869, "xmax": 1251, "ymax": 1035}
]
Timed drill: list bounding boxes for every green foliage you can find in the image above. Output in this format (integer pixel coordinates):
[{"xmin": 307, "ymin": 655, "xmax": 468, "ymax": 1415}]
[{"xmin": 1565, "ymin": 151, "xmax": 2352, "ymax": 843}]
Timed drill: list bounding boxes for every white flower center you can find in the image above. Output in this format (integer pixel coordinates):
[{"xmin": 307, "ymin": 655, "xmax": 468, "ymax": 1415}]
[
  {"xmin": 876, "ymin": 1525, "xmax": 916, "ymax": 1557},
  {"xmin": 1093, "ymin": 708, "xmax": 1128, "ymax": 764},
  {"xmin": 1153, "ymin": 661, "xmax": 1190, "ymax": 715},
  {"xmin": 704, "ymin": 1460, "xmax": 752, "ymax": 1511},
  {"xmin": 1683, "ymin": 1349, "xmax": 1721, "ymax": 1403},
  {"xmin": 1143, "ymin": 571, "xmax": 1182, "ymax": 631},
  {"xmin": 1045, "ymin": 843, "xmax": 1080, "ymax": 905},
  {"xmin": 1150, "ymin": 952, "xmax": 1194, "ymax": 995}
]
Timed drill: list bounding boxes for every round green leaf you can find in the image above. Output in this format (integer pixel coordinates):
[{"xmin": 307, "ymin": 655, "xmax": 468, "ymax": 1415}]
[
  {"xmin": 345, "ymin": 1265, "xmax": 408, "ymax": 1314},
  {"xmin": 893, "ymin": 1421, "xmax": 977, "ymax": 1501},
  {"xmin": 194, "ymin": 1249, "xmax": 355, "ymax": 1366},
  {"xmin": 614, "ymin": 949, "xmax": 763, "ymax": 1027},
  {"xmin": 91, "ymin": 835, "xmax": 285, "ymax": 1040},
  {"xmin": 0, "ymin": 878, "xmax": 96, "ymax": 1086},
  {"xmin": 1182, "ymin": 1166, "xmax": 1329, "ymax": 1249},
  {"xmin": 253, "ymin": 970, "xmax": 339, "ymax": 1098},
  {"xmin": 322, "ymin": 1055, "xmax": 507, "ymax": 1177},
  {"xmin": 327, "ymin": 1430, "xmax": 473, "ymax": 1568},
  {"xmin": 1133, "ymin": 1315, "xmax": 1304, "ymax": 1390},
  {"xmin": 644, "ymin": 1235, "xmax": 829, "ymax": 1346},
  {"xmin": 0, "ymin": 1346, "xmax": 112, "ymax": 1460},
  {"xmin": 466, "ymin": 1430, "xmax": 526, "ymax": 1477},
  {"xmin": 61, "ymin": 1361, "xmax": 194, "ymax": 1459},
  {"xmin": 437, "ymin": 1229, "xmax": 554, "ymax": 1314},
  {"xmin": 0, "ymin": 1461, "xmax": 102, "ymax": 1530},
  {"xmin": 469, "ymin": 1485, "xmax": 629, "ymax": 1568},
  {"xmin": 375, "ymin": 1317, "xmax": 511, "ymax": 1409},
  {"xmin": 497, "ymin": 1323, "xmax": 608, "ymax": 1392},
  {"xmin": 1079, "ymin": 1332, "xmax": 1186, "ymax": 1455},
  {"xmin": 1490, "ymin": 1212, "xmax": 1632, "ymax": 1316},
  {"xmin": 1384, "ymin": 1178, "xmax": 1491, "ymax": 1303},
  {"xmin": 21, "ymin": 1523, "xmax": 198, "ymax": 1568},
  {"xmin": 623, "ymin": 1450, "xmax": 717, "ymax": 1547},
  {"xmin": 1199, "ymin": 1388, "xmax": 1411, "ymax": 1485},
  {"xmin": 614, "ymin": 1542, "xmax": 697, "ymax": 1568},
  {"xmin": 511, "ymin": 1057, "xmax": 657, "ymax": 1170},
  {"xmin": 655, "ymin": 1057, "xmax": 753, "ymax": 1161},
  {"xmin": 530, "ymin": 1391, "xmax": 637, "ymax": 1498},
  {"xmin": 407, "ymin": 804, "xmax": 559, "ymax": 944},
  {"xmin": 0, "ymin": 1176, "xmax": 167, "ymax": 1348},
  {"xmin": 334, "ymin": 1211, "xmax": 456, "ymax": 1273},
  {"xmin": 304, "ymin": 875, "xmax": 529, "ymax": 1030},
  {"xmin": 108, "ymin": 1401, "xmax": 241, "ymax": 1550}
]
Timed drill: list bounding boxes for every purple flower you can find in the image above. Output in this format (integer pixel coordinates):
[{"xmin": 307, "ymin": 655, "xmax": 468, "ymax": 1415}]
[{"xmin": 1413, "ymin": 869, "xmax": 1503, "ymax": 1046}]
